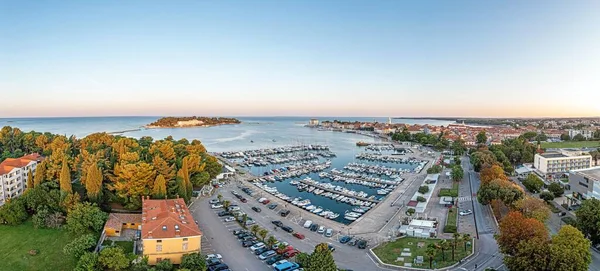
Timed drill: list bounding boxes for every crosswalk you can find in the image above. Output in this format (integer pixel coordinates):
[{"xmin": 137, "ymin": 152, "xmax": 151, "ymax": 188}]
[{"xmin": 457, "ymin": 196, "xmax": 472, "ymax": 202}]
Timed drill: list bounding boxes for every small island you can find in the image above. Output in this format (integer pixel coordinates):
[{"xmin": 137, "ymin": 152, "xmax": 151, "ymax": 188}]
[{"xmin": 145, "ymin": 116, "xmax": 241, "ymax": 128}]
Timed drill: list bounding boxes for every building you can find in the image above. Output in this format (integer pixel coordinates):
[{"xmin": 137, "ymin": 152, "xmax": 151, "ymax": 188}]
[
  {"xmin": 141, "ymin": 197, "xmax": 202, "ymax": 265},
  {"xmin": 398, "ymin": 219, "xmax": 437, "ymax": 238},
  {"xmin": 0, "ymin": 153, "xmax": 41, "ymax": 206},
  {"xmin": 569, "ymin": 167, "xmax": 600, "ymax": 200},
  {"xmin": 568, "ymin": 129, "xmax": 595, "ymax": 140},
  {"xmin": 534, "ymin": 152, "xmax": 592, "ymax": 180},
  {"xmin": 308, "ymin": 119, "xmax": 319, "ymax": 126},
  {"xmin": 104, "ymin": 213, "xmax": 143, "ymax": 237}
]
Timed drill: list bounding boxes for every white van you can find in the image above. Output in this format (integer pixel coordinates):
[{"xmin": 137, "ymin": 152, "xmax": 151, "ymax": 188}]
[
  {"xmin": 303, "ymin": 220, "xmax": 313, "ymax": 228},
  {"xmin": 258, "ymin": 197, "xmax": 267, "ymax": 203}
]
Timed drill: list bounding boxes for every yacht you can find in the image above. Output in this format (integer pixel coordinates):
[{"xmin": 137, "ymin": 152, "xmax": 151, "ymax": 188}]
[
  {"xmin": 312, "ymin": 206, "xmax": 323, "ymax": 214},
  {"xmin": 328, "ymin": 213, "xmax": 340, "ymax": 219}
]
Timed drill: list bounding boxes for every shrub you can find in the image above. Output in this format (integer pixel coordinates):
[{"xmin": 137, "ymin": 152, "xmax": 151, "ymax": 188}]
[
  {"xmin": 155, "ymin": 259, "xmax": 173, "ymax": 271},
  {"xmin": 444, "ymin": 225, "xmax": 457, "ymax": 233},
  {"xmin": 561, "ymin": 216, "xmax": 577, "ymax": 226},
  {"xmin": 522, "ymin": 174, "xmax": 544, "ymax": 193},
  {"xmin": 548, "ymin": 182, "xmax": 564, "ymax": 197},
  {"xmin": 418, "ymin": 186, "xmax": 429, "ymax": 194},
  {"xmin": 63, "ymin": 234, "xmax": 97, "ymax": 258},
  {"xmin": 416, "ymin": 196, "xmax": 426, "ymax": 202},
  {"xmin": 427, "ymin": 165, "xmax": 443, "ymax": 174},
  {"xmin": 439, "ymin": 189, "xmax": 459, "ymax": 197},
  {"xmin": 407, "ymin": 208, "xmax": 416, "ymax": 215},
  {"xmin": 99, "ymin": 247, "xmax": 129, "ymax": 271},
  {"xmin": 75, "ymin": 252, "xmax": 101, "ymax": 271},
  {"xmin": 540, "ymin": 191, "xmax": 555, "ymax": 202}
]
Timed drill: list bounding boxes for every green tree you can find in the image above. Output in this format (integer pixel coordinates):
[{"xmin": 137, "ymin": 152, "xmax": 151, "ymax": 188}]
[
  {"xmin": 131, "ymin": 256, "xmax": 151, "ymax": 271},
  {"xmin": 26, "ymin": 168, "xmax": 34, "ymax": 191},
  {"xmin": 155, "ymin": 259, "xmax": 173, "ymax": 271},
  {"xmin": 539, "ymin": 191, "xmax": 555, "ymax": 202},
  {"xmin": 34, "ymin": 160, "xmax": 47, "ymax": 187},
  {"xmin": 425, "ymin": 243, "xmax": 437, "ymax": 269},
  {"xmin": 74, "ymin": 252, "xmax": 101, "ymax": 271},
  {"xmin": 504, "ymin": 237, "xmax": 550, "ymax": 271},
  {"xmin": 437, "ymin": 239, "xmax": 449, "ymax": 261},
  {"xmin": 452, "ymin": 232, "xmax": 460, "ymax": 261},
  {"xmin": 549, "ymin": 225, "xmax": 591, "ymax": 271},
  {"xmin": 575, "ymin": 198, "xmax": 600, "ymax": 246},
  {"xmin": 452, "ymin": 139, "xmax": 466, "ymax": 156},
  {"xmin": 307, "ymin": 243, "xmax": 338, "ymax": 271},
  {"xmin": 180, "ymin": 253, "xmax": 207, "ymax": 271},
  {"xmin": 522, "ymin": 174, "xmax": 544, "ymax": 193},
  {"xmin": 427, "ymin": 164, "xmax": 442, "ymax": 174},
  {"xmin": 560, "ymin": 134, "xmax": 571, "ymax": 141},
  {"xmin": 59, "ymin": 157, "xmax": 72, "ymax": 193},
  {"xmin": 258, "ymin": 228, "xmax": 268, "ymax": 241},
  {"xmin": 152, "ymin": 174, "xmax": 167, "ymax": 199},
  {"xmin": 222, "ymin": 200, "xmax": 231, "ymax": 211},
  {"xmin": 548, "ymin": 182, "xmax": 564, "ymax": 197},
  {"xmin": 295, "ymin": 252, "xmax": 311, "ymax": 267},
  {"xmin": 266, "ymin": 235, "xmax": 278, "ymax": 249},
  {"xmin": 478, "ymin": 179, "xmax": 524, "ymax": 207},
  {"xmin": 573, "ymin": 134, "xmax": 586, "ymax": 141},
  {"xmin": 99, "ymin": 247, "xmax": 129, "ymax": 271},
  {"xmin": 0, "ymin": 198, "xmax": 28, "ymax": 225},
  {"xmin": 476, "ymin": 131, "xmax": 487, "ymax": 144},
  {"xmin": 451, "ymin": 165, "xmax": 464, "ymax": 182},
  {"xmin": 66, "ymin": 202, "xmax": 108, "ymax": 235},
  {"xmin": 462, "ymin": 233, "xmax": 471, "ymax": 252},
  {"xmin": 418, "ymin": 185, "xmax": 429, "ymax": 194},
  {"xmin": 63, "ymin": 233, "xmax": 97, "ymax": 258},
  {"xmin": 250, "ymin": 224, "xmax": 260, "ymax": 236},
  {"xmin": 217, "ymin": 193, "xmax": 223, "ymax": 202}
]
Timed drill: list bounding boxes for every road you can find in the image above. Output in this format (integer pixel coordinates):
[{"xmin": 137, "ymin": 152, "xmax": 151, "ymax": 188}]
[{"xmin": 455, "ymin": 157, "xmax": 505, "ymax": 271}]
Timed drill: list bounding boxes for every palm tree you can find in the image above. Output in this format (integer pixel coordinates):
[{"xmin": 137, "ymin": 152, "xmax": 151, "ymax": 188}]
[
  {"xmin": 425, "ymin": 243, "xmax": 437, "ymax": 269},
  {"xmin": 452, "ymin": 232, "xmax": 460, "ymax": 261},
  {"xmin": 277, "ymin": 243, "xmax": 287, "ymax": 252},
  {"xmin": 242, "ymin": 213, "xmax": 248, "ymax": 228},
  {"xmin": 222, "ymin": 200, "xmax": 231, "ymax": 211},
  {"xmin": 462, "ymin": 233, "xmax": 471, "ymax": 252},
  {"xmin": 437, "ymin": 239, "xmax": 448, "ymax": 261},
  {"xmin": 217, "ymin": 193, "xmax": 223, "ymax": 202},
  {"xmin": 250, "ymin": 224, "xmax": 260, "ymax": 237},
  {"xmin": 258, "ymin": 228, "xmax": 268, "ymax": 241},
  {"xmin": 266, "ymin": 235, "xmax": 278, "ymax": 249}
]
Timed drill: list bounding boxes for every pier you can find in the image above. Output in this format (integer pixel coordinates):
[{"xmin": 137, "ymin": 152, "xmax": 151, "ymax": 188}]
[
  {"xmin": 327, "ymin": 171, "xmax": 401, "ymax": 186},
  {"xmin": 298, "ymin": 179, "xmax": 380, "ymax": 203},
  {"xmin": 107, "ymin": 128, "xmax": 142, "ymax": 135}
]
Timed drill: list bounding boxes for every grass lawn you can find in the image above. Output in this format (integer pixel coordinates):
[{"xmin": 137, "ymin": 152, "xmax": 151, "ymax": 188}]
[
  {"xmin": 446, "ymin": 207, "xmax": 457, "ymax": 227},
  {"xmin": 114, "ymin": 241, "xmax": 134, "ymax": 253},
  {"xmin": 0, "ymin": 221, "xmax": 77, "ymax": 271},
  {"xmin": 373, "ymin": 237, "xmax": 471, "ymax": 269},
  {"xmin": 541, "ymin": 141, "xmax": 600, "ymax": 149},
  {"xmin": 439, "ymin": 182, "xmax": 459, "ymax": 197}
]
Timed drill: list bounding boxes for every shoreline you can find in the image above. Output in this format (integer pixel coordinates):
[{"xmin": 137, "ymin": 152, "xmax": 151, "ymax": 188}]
[{"xmin": 143, "ymin": 122, "xmax": 239, "ymax": 129}]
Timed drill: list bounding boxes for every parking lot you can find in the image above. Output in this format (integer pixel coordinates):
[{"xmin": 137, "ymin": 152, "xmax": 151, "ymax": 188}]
[{"xmin": 190, "ymin": 182, "xmax": 389, "ymax": 271}]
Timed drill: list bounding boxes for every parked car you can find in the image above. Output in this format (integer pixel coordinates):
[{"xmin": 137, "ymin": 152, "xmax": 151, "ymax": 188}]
[
  {"xmin": 459, "ymin": 210, "xmax": 473, "ymax": 216},
  {"xmin": 259, "ymin": 250, "xmax": 277, "ymax": 260},
  {"xmin": 272, "ymin": 220, "xmax": 283, "ymax": 227},
  {"xmin": 277, "ymin": 245, "xmax": 294, "ymax": 254},
  {"xmin": 270, "ymin": 259, "xmax": 288, "ymax": 267},
  {"xmin": 357, "ymin": 240, "xmax": 368, "ymax": 249},
  {"xmin": 217, "ymin": 211, "xmax": 230, "ymax": 217},
  {"xmin": 266, "ymin": 255, "xmax": 284, "ymax": 265},
  {"xmin": 242, "ymin": 240, "xmax": 255, "ymax": 247},
  {"xmin": 281, "ymin": 226, "xmax": 294, "ymax": 233},
  {"xmin": 348, "ymin": 238, "xmax": 358, "ymax": 246},
  {"xmin": 228, "ymin": 206, "xmax": 240, "ymax": 212},
  {"xmin": 208, "ymin": 263, "xmax": 229, "ymax": 271},
  {"xmin": 268, "ymin": 203, "xmax": 278, "ymax": 209},
  {"xmin": 283, "ymin": 249, "xmax": 300, "ymax": 258},
  {"xmin": 231, "ymin": 191, "xmax": 239, "ymax": 196},
  {"xmin": 262, "ymin": 199, "xmax": 271, "ymax": 205},
  {"xmin": 206, "ymin": 254, "xmax": 223, "ymax": 260},
  {"xmin": 206, "ymin": 258, "xmax": 222, "ymax": 266},
  {"xmin": 317, "ymin": 226, "xmax": 325, "ymax": 234},
  {"xmin": 280, "ymin": 209, "xmax": 290, "ymax": 217},
  {"xmin": 252, "ymin": 206, "xmax": 262, "ymax": 212},
  {"xmin": 339, "ymin": 236, "xmax": 352, "ymax": 244},
  {"xmin": 254, "ymin": 247, "xmax": 269, "ymax": 255},
  {"xmin": 325, "ymin": 228, "xmax": 333, "ymax": 237},
  {"xmin": 224, "ymin": 216, "xmax": 236, "ymax": 222},
  {"xmin": 211, "ymin": 203, "xmax": 223, "ymax": 209},
  {"xmin": 241, "ymin": 236, "xmax": 257, "ymax": 242},
  {"xmin": 328, "ymin": 243, "xmax": 335, "ymax": 252},
  {"xmin": 233, "ymin": 229, "xmax": 246, "ymax": 235},
  {"xmin": 237, "ymin": 233, "xmax": 250, "ymax": 239},
  {"xmin": 209, "ymin": 199, "xmax": 220, "ymax": 204},
  {"xmin": 240, "ymin": 197, "xmax": 247, "ymax": 203},
  {"xmin": 310, "ymin": 224, "xmax": 319, "ymax": 232},
  {"xmin": 250, "ymin": 242, "xmax": 266, "ymax": 252},
  {"xmin": 303, "ymin": 220, "xmax": 313, "ymax": 228},
  {"xmin": 293, "ymin": 233, "xmax": 305, "ymax": 239}
]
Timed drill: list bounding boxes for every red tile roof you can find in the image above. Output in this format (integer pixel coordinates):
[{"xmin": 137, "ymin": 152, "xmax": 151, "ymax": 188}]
[
  {"xmin": 105, "ymin": 213, "xmax": 143, "ymax": 231},
  {"xmin": 141, "ymin": 197, "xmax": 202, "ymax": 239},
  {"xmin": 0, "ymin": 153, "xmax": 41, "ymax": 175}
]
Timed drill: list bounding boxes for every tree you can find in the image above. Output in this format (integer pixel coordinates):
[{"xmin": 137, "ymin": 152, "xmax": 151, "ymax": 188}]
[
  {"xmin": 85, "ymin": 163, "xmax": 103, "ymax": 202},
  {"xmin": 155, "ymin": 259, "xmax": 173, "ymax": 271},
  {"xmin": 480, "ymin": 165, "xmax": 507, "ymax": 184},
  {"xmin": 437, "ymin": 239, "xmax": 448, "ymax": 261},
  {"xmin": 575, "ymin": 198, "xmax": 600, "ymax": 246},
  {"xmin": 242, "ymin": 213, "xmax": 248, "ymax": 228},
  {"xmin": 471, "ymin": 150, "xmax": 497, "ymax": 172},
  {"xmin": 0, "ymin": 198, "xmax": 28, "ymax": 225},
  {"xmin": 131, "ymin": 256, "xmax": 151, "ymax": 271},
  {"xmin": 250, "ymin": 224, "xmax": 260, "ymax": 236},
  {"xmin": 476, "ymin": 131, "xmax": 487, "ymax": 144},
  {"xmin": 152, "ymin": 155, "xmax": 175, "ymax": 181},
  {"xmin": 26, "ymin": 168, "xmax": 34, "ymax": 191},
  {"xmin": 522, "ymin": 132, "xmax": 537, "ymax": 141},
  {"xmin": 217, "ymin": 193, "xmax": 223, "ymax": 202},
  {"xmin": 462, "ymin": 233, "xmax": 471, "ymax": 252},
  {"xmin": 427, "ymin": 165, "xmax": 442, "ymax": 174},
  {"xmin": 307, "ymin": 243, "xmax": 338, "ymax": 271},
  {"xmin": 109, "ymin": 161, "xmax": 155, "ymax": 209},
  {"xmin": 266, "ymin": 236, "xmax": 278, "ymax": 249},
  {"xmin": 478, "ymin": 178, "xmax": 524, "ymax": 207},
  {"xmin": 451, "ymin": 165, "xmax": 464, "ymax": 182},
  {"xmin": 152, "ymin": 174, "xmax": 167, "ymax": 199},
  {"xmin": 75, "ymin": 252, "xmax": 101, "ymax": 271},
  {"xmin": 560, "ymin": 134, "xmax": 570, "ymax": 141},
  {"xmin": 418, "ymin": 185, "xmax": 429, "ymax": 194},
  {"xmin": 549, "ymin": 225, "xmax": 591, "ymax": 271},
  {"xmin": 59, "ymin": 157, "xmax": 72, "ymax": 193},
  {"xmin": 452, "ymin": 232, "xmax": 460, "ymax": 261},
  {"xmin": 522, "ymin": 174, "xmax": 544, "ymax": 193},
  {"xmin": 452, "ymin": 139, "xmax": 466, "ymax": 156},
  {"xmin": 180, "ymin": 253, "xmax": 206, "ymax": 271},
  {"xmin": 222, "ymin": 200, "xmax": 231, "ymax": 211},
  {"xmin": 295, "ymin": 252, "xmax": 311, "ymax": 267},
  {"xmin": 504, "ymin": 236, "xmax": 550, "ymax": 271},
  {"xmin": 34, "ymin": 160, "xmax": 47, "ymax": 187},
  {"xmin": 497, "ymin": 211, "xmax": 549, "ymax": 256},
  {"xmin": 99, "ymin": 247, "xmax": 129, "ymax": 271},
  {"xmin": 573, "ymin": 134, "xmax": 586, "ymax": 141},
  {"xmin": 515, "ymin": 197, "xmax": 551, "ymax": 222},
  {"xmin": 66, "ymin": 202, "xmax": 108, "ymax": 235},
  {"xmin": 539, "ymin": 191, "xmax": 555, "ymax": 202},
  {"xmin": 258, "ymin": 228, "xmax": 268, "ymax": 241},
  {"xmin": 425, "ymin": 243, "xmax": 437, "ymax": 269},
  {"xmin": 63, "ymin": 234, "xmax": 97, "ymax": 258},
  {"xmin": 548, "ymin": 182, "xmax": 564, "ymax": 197}
]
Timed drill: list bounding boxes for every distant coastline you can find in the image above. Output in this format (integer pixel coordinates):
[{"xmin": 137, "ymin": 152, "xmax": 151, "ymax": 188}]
[{"xmin": 145, "ymin": 116, "xmax": 241, "ymax": 129}]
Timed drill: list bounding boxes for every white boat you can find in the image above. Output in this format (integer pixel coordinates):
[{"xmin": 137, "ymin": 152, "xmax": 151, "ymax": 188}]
[
  {"xmin": 312, "ymin": 206, "xmax": 323, "ymax": 213},
  {"xmin": 344, "ymin": 216, "xmax": 357, "ymax": 221},
  {"xmin": 305, "ymin": 205, "xmax": 315, "ymax": 211},
  {"xmin": 328, "ymin": 213, "xmax": 340, "ymax": 219},
  {"xmin": 290, "ymin": 180, "xmax": 299, "ymax": 185}
]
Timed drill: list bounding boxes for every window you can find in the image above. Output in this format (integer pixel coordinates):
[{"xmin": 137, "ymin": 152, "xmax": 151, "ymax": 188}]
[
  {"xmin": 156, "ymin": 244, "xmax": 162, "ymax": 252},
  {"xmin": 156, "ymin": 240, "xmax": 162, "ymax": 243},
  {"xmin": 183, "ymin": 238, "xmax": 188, "ymax": 241},
  {"xmin": 182, "ymin": 242, "xmax": 188, "ymax": 251},
  {"xmin": 157, "ymin": 258, "xmax": 162, "ymax": 262},
  {"xmin": 580, "ymin": 181, "xmax": 589, "ymax": 188},
  {"xmin": 115, "ymin": 231, "xmax": 120, "ymax": 233}
]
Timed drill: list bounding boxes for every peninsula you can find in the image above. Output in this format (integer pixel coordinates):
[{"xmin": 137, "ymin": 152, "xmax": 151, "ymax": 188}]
[{"xmin": 145, "ymin": 116, "xmax": 241, "ymax": 128}]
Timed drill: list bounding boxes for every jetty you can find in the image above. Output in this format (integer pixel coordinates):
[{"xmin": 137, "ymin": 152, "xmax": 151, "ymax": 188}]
[
  {"xmin": 107, "ymin": 128, "xmax": 142, "ymax": 135},
  {"xmin": 298, "ymin": 178, "xmax": 379, "ymax": 204},
  {"xmin": 326, "ymin": 170, "xmax": 401, "ymax": 186}
]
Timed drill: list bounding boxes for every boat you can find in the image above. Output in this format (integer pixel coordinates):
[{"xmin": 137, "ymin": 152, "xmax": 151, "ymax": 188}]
[
  {"xmin": 289, "ymin": 180, "xmax": 299, "ymax": 185},
  {"xmin": 312, "ymin": 206, "xmax": 323, "ymax": 213},
  {"xmin": 344, "ymin": 216, "xmax": 357, "ymax": 221},
  {"xmin": 305, "ymin": 205, "xmax": 316, "ymax": 211},
  {"xmin": 328, "ymin": 213, "xmax": 340, "ymax": 219},
  {"xmin": 356, "ymin": 141, "xmax": 370, "ymax": 147},
  {"xmin": 352, "ymin": 207, "xmax": 367, "ymax": 213}
]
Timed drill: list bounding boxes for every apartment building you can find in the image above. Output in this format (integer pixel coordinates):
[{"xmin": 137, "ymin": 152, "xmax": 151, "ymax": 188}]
[
  {"xmin": 568, "ymin": 129, "xmax": 595, "ymax": 140},
  {"xmin": 141, "ymin": 197, "xmax": 202, "ymax": 265},
  {"xmin": 569, "ymin": 167, "xmax": 600, "ymax": 200},
  {"xmin": 534, "ymin": 152, "xmax": 592, "ymax": 179},
  {"xmin": 0, "ymin": 153, "xmax": 41, "ymax": 206}
]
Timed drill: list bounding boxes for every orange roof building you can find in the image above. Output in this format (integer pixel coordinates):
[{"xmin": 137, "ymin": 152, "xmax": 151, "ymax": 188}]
[
  {"xmin": 0, "ymin": 153, "xmax": 42, "ymax": 206},
  {"xmin": 104, "ymin": 213, "xmax": 143, "ymax": 237},
  {"xmin": 141, "ymin": 197, "xmax": 202, "ymax": 265}
]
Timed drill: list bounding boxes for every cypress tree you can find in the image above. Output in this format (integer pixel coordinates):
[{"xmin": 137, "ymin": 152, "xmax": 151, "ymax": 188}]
[
  {"xmin": 152, "ymin": 174, "xmax": 167, "ymax": 199},
  {"xmin": 26, "ymin": 168, "xmax": 34, "ymax": 190},
  {"xmin": 33, "ymin": 160, "xmax": 47, "ymax": 187},
  {"xmin": 308, "ymin": 243, "xmax": 338, "ymax": 271},
  {"xmin": 59, "ymin": 157, "xmax": 72, "ymax": 193},
  {"xmin": 86, "ymin": 163, "xmax": 102, "ymax": 202}
]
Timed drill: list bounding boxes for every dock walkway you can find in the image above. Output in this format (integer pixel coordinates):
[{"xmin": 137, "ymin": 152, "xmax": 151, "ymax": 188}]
[
  {"xmin": 327, "ymin": 171, "xmax": 400, "ymax": 186},
  {"xmin": 298, "ymin": 179, "xmax": 379, "ymax": 203}
]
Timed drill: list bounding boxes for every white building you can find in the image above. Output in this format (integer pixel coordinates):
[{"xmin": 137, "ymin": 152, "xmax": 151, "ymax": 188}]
[
  {"xmin": 568, "ymin": 129, "xmax": 595, "ymax": 140},
  {"xmin": 534, "ymin": 151, "xmax": 592, "ymax": 180},
  {"xmin": 0, "ymin": 154, "xmax": 41, "ymax": 206},
  {"xmin": 569, "ymin": 167, "xmax": 600, "ymax": 200},
  {"xmin": 308, "ymin": 119, "xmax": 320, "ymax": 127}
]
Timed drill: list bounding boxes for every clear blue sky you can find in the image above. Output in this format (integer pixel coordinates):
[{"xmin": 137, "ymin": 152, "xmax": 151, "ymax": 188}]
[{"xmin": 1, "ymin": 0, "xmax": 599, "ymax": 117}]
